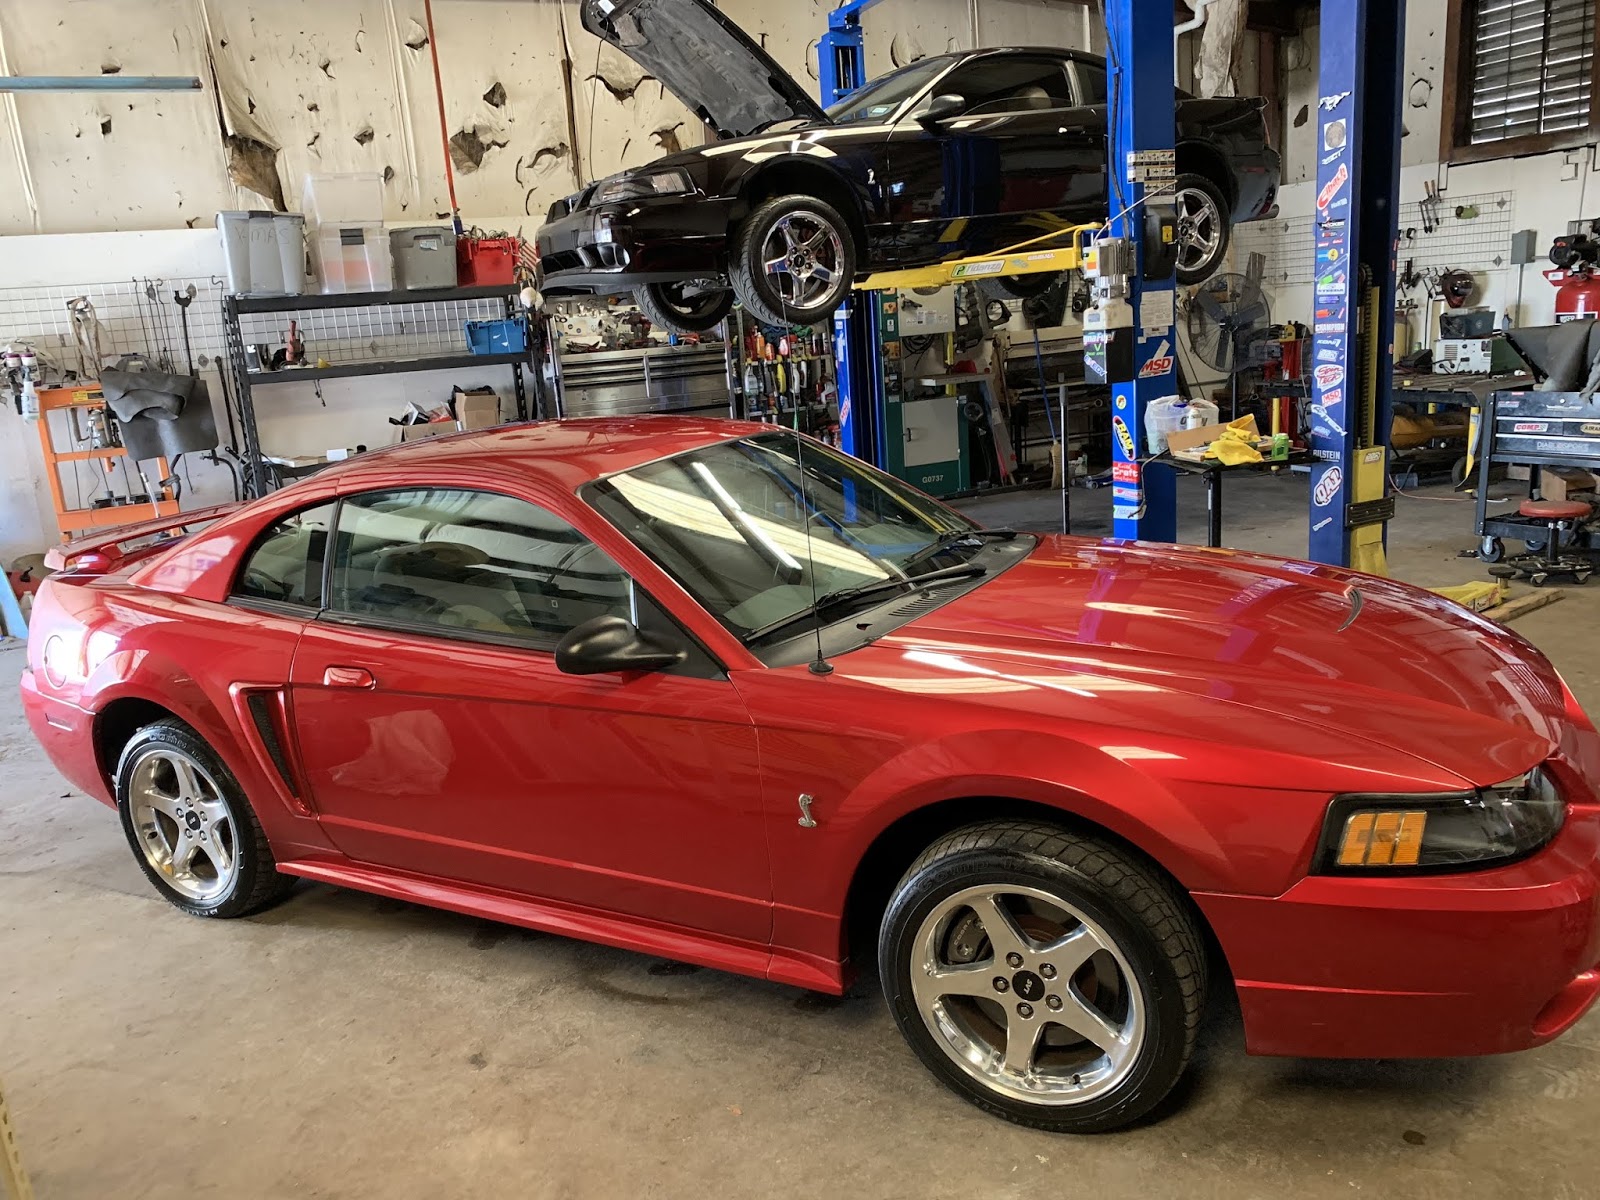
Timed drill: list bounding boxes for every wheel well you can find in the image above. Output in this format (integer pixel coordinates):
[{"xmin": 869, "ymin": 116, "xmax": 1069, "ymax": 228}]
[
  {"xmin": 843, "ymin": 797, "xmax": 1228, "ymax": 983},
  {"xmin": 1175, "ymin": 142, "xmax": 1235, "ymax": 212},
  {"xmin": 94, "ymin": 697, "xmax": 178, "ymax": 789},
  {"xmin": 740, "ymin": 163, "xmax": 868, "ymax": 249}
]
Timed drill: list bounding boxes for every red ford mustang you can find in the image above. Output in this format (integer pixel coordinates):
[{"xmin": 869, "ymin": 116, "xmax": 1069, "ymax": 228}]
[{"xmin": 21, "ymin": 418, "xmax": 1600, "ymax": 1132}]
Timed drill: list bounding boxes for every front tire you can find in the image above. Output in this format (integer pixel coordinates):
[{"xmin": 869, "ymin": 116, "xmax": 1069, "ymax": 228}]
[
  {"xmin": 880, "ymin": 821, "xmax": 1206, "ymax": 1133},
  {"xmin": 732, "ymin": 194, "xmax": 857, "ymax": 327},
  {"xmin": 115, "ymin": 718, "xmax": 293, "ymax": 918},
  {"xmin": 1174, "ymin": 173, "xmax": 1232, "ymax": 285},
  {"xmin": 633, "ymin": 281, "xmax": 735, "ymax": 334}
]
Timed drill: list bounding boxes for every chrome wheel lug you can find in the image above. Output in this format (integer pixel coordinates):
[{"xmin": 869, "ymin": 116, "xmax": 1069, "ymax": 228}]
[
  {"xmin": 1046, "ymin": 995, "xmax": 1063, "ymax": 1011},
  {"xmin": 1005, "ymin": 952, "xmax": 1024, "ymax": 969},
  {"xmin": 993, "ymin": 977, "xmax": 1009, "ymax": 993},
  {"xmin": 1016, "ymin": 1003, "xmax": 1033, "ymax": 1019},
  {"xmin": 1039, "ymin": 963, "xmax": 1057, "ymax": 980}
]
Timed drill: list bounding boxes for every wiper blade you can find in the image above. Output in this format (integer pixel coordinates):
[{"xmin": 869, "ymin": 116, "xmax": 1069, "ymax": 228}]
[
  {"xmin": 744, "ymin": 563, "xmax": 987, "ymax": 644},
  {"xmin": 900, "ymin": 528, "xmax": 1020, "ymax": 571}
]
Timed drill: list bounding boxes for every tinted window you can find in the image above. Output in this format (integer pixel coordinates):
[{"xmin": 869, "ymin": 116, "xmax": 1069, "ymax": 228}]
[
  {"xmin": 940, "ymin": 56, "xmax": 1072, "ymax": 115},
  {"xmin": 1073, "ymin": 60, "xmax": 1107, "ymax": 105},
  {"xmin": 826, "ymin": 57, "xmax": 951, "ymax": 123},
  {"xmin": 328, "ymin": 489, "xmax": 632, "ymax": 645},
  {"xmin": 233, "ymin": 503, "xmax": 336, "ymax": 608}
]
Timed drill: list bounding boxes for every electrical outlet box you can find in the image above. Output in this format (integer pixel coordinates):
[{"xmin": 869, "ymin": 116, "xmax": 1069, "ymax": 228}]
[{"xmin": 1511, "ymin": 229, "xmax": 1539, "ymax": 265}]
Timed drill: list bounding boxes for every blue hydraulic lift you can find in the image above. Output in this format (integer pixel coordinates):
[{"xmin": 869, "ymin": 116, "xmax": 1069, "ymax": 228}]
[{"xmin": 822, "ymin": 0, "xmax": 1403, "ymax": 569}]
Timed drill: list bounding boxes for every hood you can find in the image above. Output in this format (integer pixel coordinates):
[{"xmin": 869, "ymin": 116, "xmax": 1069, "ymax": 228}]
[
  {"xmin": 581, "ymin": 0, "xmax": 828, "ymax": 139},
  {"xmin": 870, "ymin": 536, "xmax": 1589, "ymax": 791}
]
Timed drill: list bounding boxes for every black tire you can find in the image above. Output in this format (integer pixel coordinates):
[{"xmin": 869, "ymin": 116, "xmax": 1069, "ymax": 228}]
[
  {"xmin": 115, "ymin": 718, "xmax": 293, "ymax": 918},
  {"xmin": 633, "ymin": 281, "xmax": 735, "ymax": 334},
  {"xmin": 1480, "ymin": 536, "xmax": 1505, "ymax": 563},
  {"xmin": 1523, "ymin": 537, "xmax": 1548, "ymax": 554},
  {"xmin": 1174, "ymin": 173, "xmax": 1232, "ymax": 286},
  {"xmin": 731, "ymin": 194, "xmax": 857, "ymax": 327},
  {"xmin": 879, "ymin": 821, "xmax": 1206, "ymax": 1133},
  {"xmin": 981, "ymin": 273, "xmax": 1063, "ymax": 302}
]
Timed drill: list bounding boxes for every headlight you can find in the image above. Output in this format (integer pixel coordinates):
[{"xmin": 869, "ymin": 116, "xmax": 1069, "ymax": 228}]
[
  {"xmin": 590, "ymin": 170, "xmax": 694, "ymax": 205},
  {"xmin": 1318, "ymin": 767, "xmax": 1566, "ymax": 873}
]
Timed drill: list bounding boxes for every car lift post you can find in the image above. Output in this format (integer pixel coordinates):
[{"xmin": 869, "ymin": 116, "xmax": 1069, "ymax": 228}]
[
  {"xmin": 1097, "ymin": 0, "xmax": 1178, "ymax": 542},
  {"xmin": 1307, "ymin": 0, "xmax": 1405, "ymax": 570}
]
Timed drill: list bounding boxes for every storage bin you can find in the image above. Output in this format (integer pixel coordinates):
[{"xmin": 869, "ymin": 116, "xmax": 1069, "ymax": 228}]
[
  {"xmin": 219, "ymin": 210, "xmax": 305, "ymax": 295},
  {"xmin": 391, "ymin": 226, "xmax": 458, "ymax": 290},
  {"xmin": 313, "ymin": 223, "xmax": 394, "ymax": 294},
  {"xmin": 302, "ymin": 172, "xmax": 384, "ymax": 227},
  {"xmin": 457, "ymin": 236, "xmax": 519, "ymax": 286},
  {"xmin": 464, "ymin": 318, "xmax": 528, "ymax": 355}
]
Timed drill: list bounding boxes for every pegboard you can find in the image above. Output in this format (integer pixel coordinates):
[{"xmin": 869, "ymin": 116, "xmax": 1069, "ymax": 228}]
[
  {"xmin": 1395, "ymin": 190, "xmax": 1517, "ymax": 273},
  {"xmin": 232, "ymin": 296, "xmax": 509, "ymax": 368},
  {"xmin": 0, "ymin": 277, "xmax": 230, "ymax": 380},
  {"xmin": 1230, "ymin": 189, "xmax": 1518, "ymax": 289},
  {"xmin": 1233, "ymin": 214, "xmax": 1316, "ymax": 286}
]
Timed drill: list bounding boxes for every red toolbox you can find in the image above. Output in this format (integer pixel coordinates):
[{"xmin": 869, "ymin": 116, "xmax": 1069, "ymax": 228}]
[{"xmin": 457, "ymin": 236, "xmax": 519, "ymax": 286}]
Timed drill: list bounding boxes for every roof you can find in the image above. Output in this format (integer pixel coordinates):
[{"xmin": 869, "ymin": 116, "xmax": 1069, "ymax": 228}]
[{"xmin": 307, "ymin": 417, "xmax": 770, "ymax": 492}]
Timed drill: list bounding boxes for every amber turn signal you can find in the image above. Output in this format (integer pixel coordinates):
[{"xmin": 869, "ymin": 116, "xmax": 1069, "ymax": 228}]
[{"xmin": 1337, "ymin": 810, "xmax": 1427, "ymax": 867}]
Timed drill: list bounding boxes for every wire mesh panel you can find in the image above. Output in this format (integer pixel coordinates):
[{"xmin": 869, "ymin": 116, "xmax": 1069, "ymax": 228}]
[
  {"xmin": 232, "ymin": 297, "xmax": 509, "ymax": 366},
  {"xmin": 0, "ymin": 277, "xmax": 229, "ymax": 378},
  {"xmin": 1395, "ymin": 190, "xmax": 1518, "ymax": 272},
  {"xmin": 1233, "ymin": 215, "xmax": 1316, "ymax": 286}
]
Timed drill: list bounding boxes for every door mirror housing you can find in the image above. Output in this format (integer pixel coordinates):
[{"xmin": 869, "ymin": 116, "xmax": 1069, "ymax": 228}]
[
  {"xmin": 917, "ymin": 93, "xmax": 967, "ymax": 127},
  {"xmin": 555, "ymin": 615, "xmax": 687, "ymax": 676}
]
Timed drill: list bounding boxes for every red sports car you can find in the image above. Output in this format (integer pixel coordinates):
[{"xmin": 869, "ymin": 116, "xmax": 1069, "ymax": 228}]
[{"xmin": 21, "ymin": 418, "xmax": 1600, "ymax": 1133}]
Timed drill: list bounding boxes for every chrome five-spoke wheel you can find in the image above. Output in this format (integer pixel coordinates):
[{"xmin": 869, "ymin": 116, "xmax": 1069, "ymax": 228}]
[
  {"xmin": 881, "ymin": 822, "xmax": 1206, "ymax": 1133},
  {"xmin": 129, "ymin": 747, "xmax": 239, "ymax": 901},
  {"xmin": 1173, "ymin": 174, "xmax": 1232, "ymax": 285},
  {"xmin": 912, "ymin": 885, "xmax": 1143, "ymax": 1105},
  {"xmin": 762, "ymin": 211, "xmax": 846, "ymax": 311}
]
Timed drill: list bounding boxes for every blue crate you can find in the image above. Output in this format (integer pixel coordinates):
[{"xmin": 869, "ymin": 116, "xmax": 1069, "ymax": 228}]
[{"xmin": 464, "ymin": 318, "xmax": 528, "ymax": 355}]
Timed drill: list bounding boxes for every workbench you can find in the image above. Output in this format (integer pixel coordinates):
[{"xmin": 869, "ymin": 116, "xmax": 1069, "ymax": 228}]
[{"xmin": 1148, "ymin": 450, "xmax": 1318, "ymax": 549}]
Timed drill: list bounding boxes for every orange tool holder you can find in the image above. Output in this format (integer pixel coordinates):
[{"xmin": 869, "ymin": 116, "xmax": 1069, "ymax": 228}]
[{"xmin": 35, "ymin": 384, "xmax": 179, "ymax": 541}]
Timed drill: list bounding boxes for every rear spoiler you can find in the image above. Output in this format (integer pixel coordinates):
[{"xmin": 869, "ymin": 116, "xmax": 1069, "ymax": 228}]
[{"xmin": 45, "ymin": 502, "xmax": 246, "ymax": 574}]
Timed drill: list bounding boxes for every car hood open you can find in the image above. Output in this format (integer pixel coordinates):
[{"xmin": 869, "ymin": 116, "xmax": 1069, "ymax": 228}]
[
  {"xmin": 581, "ymin": 0, "xmax": 828, "ymax": 140},
  {"xmin": 871, "ymin": 536, "xmax": 1587, "ymax": 791}
]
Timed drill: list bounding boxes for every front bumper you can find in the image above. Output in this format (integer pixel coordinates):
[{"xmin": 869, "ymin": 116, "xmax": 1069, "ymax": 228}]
[
  {"xmin": 536, "ymin": 194, "xmax": 737, "ymax": 295},
  {"xmin": 1197, "ymin": 808, "xmax": 1600, "ymax": 1058}
]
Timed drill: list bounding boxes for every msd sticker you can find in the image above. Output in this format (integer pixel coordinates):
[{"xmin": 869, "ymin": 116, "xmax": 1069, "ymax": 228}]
[
  {"xmin": 1318, "ymin": 163, "xmax": 1350, "ymax": 213},
  {"xmin": 1315, "ymin": 365, "xmax": 1344, "ymax": 390},
  {"xmin": 1113, "ymin": 415, "xmax": 1137, "ymax": 459},
  {"xmin": 1138, "ymin": 338, "xmax": 1174, "ymax": 379},
  {"xmin": 1313, "ymin": 466, "xmax": 1344, "ymax": 508},
  {"xmin": 1322, "ymin": 387, "xmax": 1344, "ymax": 409}
]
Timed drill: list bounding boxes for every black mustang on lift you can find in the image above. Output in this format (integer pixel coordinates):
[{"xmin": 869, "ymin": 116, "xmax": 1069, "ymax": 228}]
[{"xmin": 536, "ymin": 0, "xmax": 1280, "ymax": 334}]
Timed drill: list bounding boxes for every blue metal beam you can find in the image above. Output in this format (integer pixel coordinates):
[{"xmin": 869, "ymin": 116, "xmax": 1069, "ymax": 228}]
[
  {"xmin": 0, "ymin": 76, "xmax": 202, "ymax": 92},
  {"xmin": 817, "ymin": 0, "xmax": 889, "ymax": 105},
  {"xmin": 1307, "ymin": 0, "xmax": 1405, "ymax": 569},
  {"xmin": 1104, "ymin": 0, "xmax": 1177, "ymax": 543}
]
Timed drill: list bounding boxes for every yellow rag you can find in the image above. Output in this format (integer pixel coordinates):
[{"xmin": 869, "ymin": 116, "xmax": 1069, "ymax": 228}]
[{"xmin": 1205, "ymin": 425, "xmax": 1262, "ymax": 465}]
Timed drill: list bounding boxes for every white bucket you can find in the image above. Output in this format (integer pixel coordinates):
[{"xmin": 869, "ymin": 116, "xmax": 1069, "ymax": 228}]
[
  {"xmin": 273, "ymin": 214, "xmax": 306, "ymax": 295},
  {"xmin": 217, "ymin": 211, "xmax": 252, "ymax": 293}
]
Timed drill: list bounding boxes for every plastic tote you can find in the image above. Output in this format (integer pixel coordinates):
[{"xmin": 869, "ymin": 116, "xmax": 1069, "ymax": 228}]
[{"xmin": 464, "ymin": 318, "xmax": 528, "ymax": 355}]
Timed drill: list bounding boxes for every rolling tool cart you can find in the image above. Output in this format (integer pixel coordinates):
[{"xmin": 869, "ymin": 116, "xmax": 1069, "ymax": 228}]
[{"xmin": 1475, "ymin": 389, "xmax": 1600, "ymax": 576}]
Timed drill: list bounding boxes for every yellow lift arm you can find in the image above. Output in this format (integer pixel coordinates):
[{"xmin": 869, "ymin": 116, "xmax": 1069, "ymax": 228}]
[{"xmin": 856, "ymin": 222, "xmax": 1105, "ymax": 293}]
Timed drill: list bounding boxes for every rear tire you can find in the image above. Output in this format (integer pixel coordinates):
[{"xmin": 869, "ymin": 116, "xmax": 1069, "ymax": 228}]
[
  {"xmin": 633, "ymin": 281, "xmax": 735, "ymax": 334},
  {"xmin": 879, "ymin": 821, "xmax": 1206, "ymax": 1133},
  {"xmin": 1174, "ymin": 173, "xmax": 1232, "ymax": 285},
  {"xmin": 732, "ymin": 194, "xmax": 857, "ymax": 327},
  {"xmin": 115, "ymin": 718, "xmax": 293, "ymax": 919}
]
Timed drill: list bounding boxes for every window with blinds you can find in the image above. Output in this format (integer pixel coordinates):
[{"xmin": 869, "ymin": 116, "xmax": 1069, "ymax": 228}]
[{"xmin": 1469, "ymin": 0, "xmax": 1595, "ymax": 145}]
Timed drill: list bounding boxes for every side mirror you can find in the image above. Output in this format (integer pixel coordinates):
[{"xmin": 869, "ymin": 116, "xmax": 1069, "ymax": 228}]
[
  {"xmin": 917, "ymin": 93, "xmax": 967, "ymax": 127},
  {"xmin": 555, "ymin": 614, "xmax": 687, "ymax": 676}
]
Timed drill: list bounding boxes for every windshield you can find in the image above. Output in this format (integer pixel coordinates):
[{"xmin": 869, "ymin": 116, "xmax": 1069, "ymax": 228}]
[
  {"xmin": 586, "ymin": 433, "xmax": 977, "ymax": 641},
  {"xmin": 825, "ymin": 57, "xmax": 952, "ymax": 124}
]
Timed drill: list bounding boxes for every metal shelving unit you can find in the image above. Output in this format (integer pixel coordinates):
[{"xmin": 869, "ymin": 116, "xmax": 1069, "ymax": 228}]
[{"xmin": 223, "ymin": 284, "xmax": 532, "ymax": 496}]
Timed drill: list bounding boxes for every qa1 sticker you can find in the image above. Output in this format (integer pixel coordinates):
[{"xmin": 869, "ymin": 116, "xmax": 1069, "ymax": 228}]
[
  {"xmin": 1112, "ymin": 415, "xmax": 1137, "ymax": 459},
  {"xmin": 1313, "ymin": 466, "xmax": 1344, "ymax": 508}
]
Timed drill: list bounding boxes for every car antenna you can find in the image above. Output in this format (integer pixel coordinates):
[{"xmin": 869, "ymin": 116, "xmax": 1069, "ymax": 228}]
[{"xmin": 794, "ymin": 426, "xmax": 834, "ymax": 676}]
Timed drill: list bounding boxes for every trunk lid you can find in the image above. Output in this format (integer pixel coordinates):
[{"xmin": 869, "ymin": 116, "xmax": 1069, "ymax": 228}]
[{"xmin": 581, "ymin": 0, "xmax": 828, "ymax": 139}]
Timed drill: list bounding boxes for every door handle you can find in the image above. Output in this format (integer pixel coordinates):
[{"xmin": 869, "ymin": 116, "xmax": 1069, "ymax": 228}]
[{"xmin": 323, "ymin": 666, "xmax": 376, "ymax": 689}]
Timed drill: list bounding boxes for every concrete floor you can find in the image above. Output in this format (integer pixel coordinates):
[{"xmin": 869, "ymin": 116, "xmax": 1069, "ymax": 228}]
[{"xmin": 5, "ymin": 471, "xmax": 1600, "ymax": 1199}]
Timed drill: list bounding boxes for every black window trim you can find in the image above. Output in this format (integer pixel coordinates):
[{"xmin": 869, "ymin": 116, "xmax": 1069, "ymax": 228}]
[{"xmin": 226, "ymin": 496, "xmax": 340, "ymax": 613}]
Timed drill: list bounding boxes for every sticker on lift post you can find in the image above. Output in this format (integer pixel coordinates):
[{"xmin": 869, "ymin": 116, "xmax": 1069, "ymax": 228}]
[
  {"xmin": 1126, "ymin": 149, "xmax": 1176, "ymax": 185},
  {"xmin": 1112, "ymin": 415, "xmax": 1137, "ymax": 459}
]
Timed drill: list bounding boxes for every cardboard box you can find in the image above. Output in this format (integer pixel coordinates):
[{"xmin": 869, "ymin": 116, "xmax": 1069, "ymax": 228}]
[
  {"xmin": 453, "ymin": 388, "xmax": 501, "ymax": 431},
  {"xmin": 1165, "ymin": 414, "xmax": 1259, "ymax": 459},
  {"xmin": 399, "ymin": 420, "xmax": 461, "ymax": 442}
]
